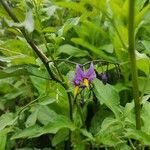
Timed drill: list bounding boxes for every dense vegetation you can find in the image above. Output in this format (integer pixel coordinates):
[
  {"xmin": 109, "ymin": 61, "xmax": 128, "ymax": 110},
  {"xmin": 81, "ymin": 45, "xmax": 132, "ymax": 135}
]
[{"xmin": 0, "ymin": 0, "xmax": 150, "ymax": 149}]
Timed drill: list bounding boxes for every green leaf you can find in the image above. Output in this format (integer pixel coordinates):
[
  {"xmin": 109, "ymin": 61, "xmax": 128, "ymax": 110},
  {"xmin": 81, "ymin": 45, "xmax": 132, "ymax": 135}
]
[
  {"xmin": 37, "ymin": 105, "xmax": 59, "ymax": 125},
  {"xmin": 52, "ymin": 128, "xmax": 69, "ymax": 146},
  {"xmin": 57, "ymin": 44, "xmax": 89, "ymax": 57},
  {"xmin": 90, "ymin": 106, "xmax": 112, "ymax": 135},
  {"xmin": 0, "ymin": 55, "xmax": 35, "ymax": 65},
  {"xmin": 58, "ymin": 62, "xmax": 71, "ymax": 75},
  {"xmin": 0, "ymin": 113, "xmax": 17, "ymax": 131},
  {"xmin": 38, "ymin": 95, "xmax": 56, "ymax": 105},
  {"xmin": 88, "ymin": 0, "xmax": 107, "ymax": 12},
  {"xmin": 30, "ymin": 76, "xmax": 48, "ymax": 94},
  {"xmin": 100, "ymin": 44, "xmax": 114, "ymax": 54},
  {"xmin": 93, "ymin": 79, "xmax": 122, "ymax": 117},
  {"xmin": 136, "ymin": 52, "xmax": 150, "ymax": 75},
  {"xmin": 81, "ymin": 20, "xmax": 108, "ymax": 39},
  {"xmin": 142, "ymin": 40, "xmax": 150, "ymax": 54},
  {"xmin": 135, "ymin": 3, "xmax": 150, "ymax": 27},
  {"xmin": 43, "ymin": 115, "xmax": 76, "ymax": 134},
  {"xmin": 24, "ymin": 10, "xmax": 34, "ymax": 33},
  {"xmin": 25, "ymin": 108, "xmax": 39, "ymax": 128},
  {"xmin": 124, "ymin": 102, "xmax": 135, "ymax": 126},
  {"xmin": 25, "ymin": 97, "xmax": 56, "ymax": 127},
  {"xmin": 138, "ymin": 77, "xmax": 150, "ymax": 94},
  {"xmin": 0, "ymin": 39, "xmax": 35, "ymax": 64},
  {"xmin": 4, "ymin": 10, "xmax": 34, "ymax": 33},
  {"xmin": 71, "ymin": 38, "xmax": 115, "ymax": 61},
  {"xmin": 79, "ymin": 128, "xmax": 94, "ymax": 141},
  {"xmin": 0, "ymin": 39, "xmax": 33, "ymax": 55},
  {"xmin": 55, "ymin": 2, "xmax": 86, "ymax": 13},
  {"xmin": 125, "ymin": 128, "xmax": 150, "ymax": 146},
  {"xmin": 0, "ymin": 64, "xmax": 49, "ymax": 79},
  {"xmin": 141, "ymin": 101, "xmax": 150, "ymax": 135},
  {"xmin": 0, "ymin": 5, "xmax": 11, "ymax": 19},
  {"xmin": 135, "ymin": 0, "xmax": 147, "ymax": 11},
  {"xmin": 11, "ymin": 125, "xmax": 43, "ymax": 140},
  {"xmin": 58, "ymin": 17, "xmax": 80, "ymax": 36},
  {"xmin": 95, "ymin": 117, "xmax": 124, "ymax": 146},
  {"xmin": 12, "ymin": 114, "xmax": 75, "ymax": 140}
]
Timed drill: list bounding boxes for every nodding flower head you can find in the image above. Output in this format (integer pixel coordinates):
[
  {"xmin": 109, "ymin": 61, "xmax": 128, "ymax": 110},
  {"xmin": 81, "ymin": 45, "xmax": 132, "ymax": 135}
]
[{"xmin": 73, "ymin": 63, "xmax": 96, "ymax": 96}]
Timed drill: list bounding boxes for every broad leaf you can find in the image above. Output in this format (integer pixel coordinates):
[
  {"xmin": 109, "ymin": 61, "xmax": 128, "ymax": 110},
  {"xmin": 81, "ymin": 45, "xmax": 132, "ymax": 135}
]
[
  {"xmin": 43, "ymin": 115, "xmax": 76, "ymax": 134},
  {"xmin": 52, "ymin": 128, "xmax": 69, "ymax": 146},
  {"xmin": 93, "ymin": 79, "xmax": 122, "ymax": 117},
  {"xmin": 57, "ymin": 44, "xmax": 89, "ymax": 57},
  {"xmin": 11, "ymin": 125, "xmax": 43, "ymax": 140}
]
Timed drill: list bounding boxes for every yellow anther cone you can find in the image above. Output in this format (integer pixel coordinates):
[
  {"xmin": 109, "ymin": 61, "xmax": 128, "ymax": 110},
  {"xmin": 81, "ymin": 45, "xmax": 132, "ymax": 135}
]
[
  {"xmin": 83, "ymin": 78, "xmax": 89, "ymax": 87},
  {"xmin": 74, "ymin": 86, "xmax": 79, "ymax": 97}
]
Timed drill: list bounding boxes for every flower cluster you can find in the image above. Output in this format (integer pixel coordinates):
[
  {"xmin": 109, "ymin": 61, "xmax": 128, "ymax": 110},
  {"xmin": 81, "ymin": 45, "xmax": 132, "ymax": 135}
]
[{"xmin": 73, "ymin": 63, "xmax": 96, "ymax": 96}]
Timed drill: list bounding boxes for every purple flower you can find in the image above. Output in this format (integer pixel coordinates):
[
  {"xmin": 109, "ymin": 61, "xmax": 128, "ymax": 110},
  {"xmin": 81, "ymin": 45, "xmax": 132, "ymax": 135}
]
[
  {"xmin": 73, "ymin": 63, "xmax": 96, "ymax": 96},
  {"xmin": 97, "ymin": 72, "xmax": 108, "ymax": 85},
  {"xmin": 73, "ymin": 64, "xmax": 84, "ymax": 86}
]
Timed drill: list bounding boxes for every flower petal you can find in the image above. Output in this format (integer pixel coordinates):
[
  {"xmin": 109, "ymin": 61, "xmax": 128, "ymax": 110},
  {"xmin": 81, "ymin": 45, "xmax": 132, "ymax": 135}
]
[
  {"xmin": 85, "ymin": 63, "xmax": 96, "ymax": 82},
  {"xmin": 73, "ymin": 64, "xmax": 84, "ymax": 85}
]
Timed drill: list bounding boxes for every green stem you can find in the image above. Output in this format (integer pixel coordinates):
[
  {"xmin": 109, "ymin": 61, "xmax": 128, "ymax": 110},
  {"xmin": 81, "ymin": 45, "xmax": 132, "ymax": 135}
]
[
  {"xmin": 73, "ymin": 95, "xmax": 85, "ymax": 127},
  {"xmin": 128, "ymin": 0, "xmax": 141, "ymax": 129},
  {"xmin": 128, "ymin": 139, "xmax": 136, "ymax": 150},
  {"xmin": 77, "ymin": 102, "xmax": 85, "ymax": 127}
]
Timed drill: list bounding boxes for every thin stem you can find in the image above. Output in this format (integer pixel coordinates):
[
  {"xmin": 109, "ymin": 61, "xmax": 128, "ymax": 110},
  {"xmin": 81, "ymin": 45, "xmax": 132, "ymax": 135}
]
[
  {"xmin": 129, "ymin": 139, "xmax": 136, "ymax": 150},
  {"xmin": 73, "ymin": 100, "xmax": 85, "ymax": 127},
  {"xmin": 67, "ymin": 92, "xmax": 73, "ymax": 121},
  {"xmin": 49, "ymin": 59, "xmax": 78, "ymax": 65},
  {"xmin": 73, "ymin": 89, "xmax": 85, "ymax": 127},
  {"xmin": 77, "ymin": 102, "xmax": 85, "ymax": 127},
  {"xmin": 48, "ymin": 59, "xmax": 119, "ymax": 67},
  {"xmin": 17, "ymin": 96, "xmax": 44, "ymax": 119},
  {"xmin": 128, "ymin": 0, "xmax": 141, "ymax": 129}
]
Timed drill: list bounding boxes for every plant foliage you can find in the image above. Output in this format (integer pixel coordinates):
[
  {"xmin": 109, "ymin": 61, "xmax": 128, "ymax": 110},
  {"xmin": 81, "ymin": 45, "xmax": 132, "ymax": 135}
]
[{"xmin": 0, "ymin": 0, "xmax": 150, "ymax": 149}]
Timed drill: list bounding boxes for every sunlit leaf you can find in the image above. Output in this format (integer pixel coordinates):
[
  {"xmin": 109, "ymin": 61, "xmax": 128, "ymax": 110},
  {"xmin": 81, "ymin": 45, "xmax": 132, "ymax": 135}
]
[{"xmin": 0, "ymin": 113, "xmax": 17, "ymax": 131}]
